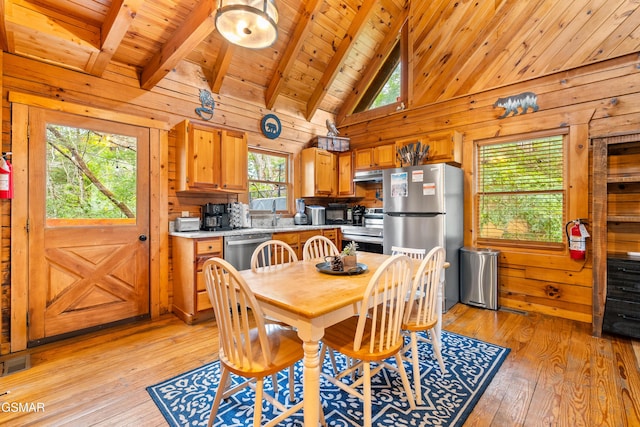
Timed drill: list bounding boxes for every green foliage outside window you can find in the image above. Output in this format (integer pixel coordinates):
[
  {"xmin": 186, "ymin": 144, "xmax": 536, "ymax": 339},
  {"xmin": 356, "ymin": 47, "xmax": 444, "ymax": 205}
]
[
  {"xmin": 477, "ymin": 135, "xmax": 565, "ymax": 243},
  {"xmin": 370, "ymin": 63, "xmax": 401, "ymax": 109},
  {"xmin": 248, "ymin": 150, "xmax": 289, "ymax": 210},
  {"xmin": 46, "ymin": 124, "xmax": 137, "ymax": 219}
]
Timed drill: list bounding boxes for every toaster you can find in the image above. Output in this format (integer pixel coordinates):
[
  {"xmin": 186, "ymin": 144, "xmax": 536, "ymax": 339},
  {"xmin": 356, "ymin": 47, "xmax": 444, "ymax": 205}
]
[{"xmin": 174, "ymin": 217, "xmax": 200, "ymax": 232}]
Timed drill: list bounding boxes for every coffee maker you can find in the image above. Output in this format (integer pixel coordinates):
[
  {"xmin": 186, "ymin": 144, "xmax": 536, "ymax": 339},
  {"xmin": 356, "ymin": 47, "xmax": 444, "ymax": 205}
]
[
  {"xmin": 294, "ymin": 198, "xmax": 308, "ymax": 225},
  {"xmin": 352, "ymin": 205, "xmax": 366, "ymax": 226},
  {"xmin": 201, "ymin": 203, "xmax": 231, "ymax": 231}
]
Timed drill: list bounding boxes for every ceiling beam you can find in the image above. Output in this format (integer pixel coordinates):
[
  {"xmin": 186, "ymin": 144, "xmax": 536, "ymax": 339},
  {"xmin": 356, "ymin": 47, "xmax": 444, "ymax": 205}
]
[
  {"xmin": 209, "ymin": 42, "xmax": 235, "ymax": 93},
  {"xmin": 336, "ymin": 6, "xmax": 408, "ymax": 124},
  {"xmin": 87, "ymin": 0, "xmax": 145, "ymax": 76},
  {"xmin": 140, "ymin": 0, "xmax": 216, "ymax": 90},
  {"xmin": 305, "ymin": 1, "xmax": 376, "ymax": 121},
  {"xmin": 265, "ymin": 0, "xmax": 324, "ymax": 110}
]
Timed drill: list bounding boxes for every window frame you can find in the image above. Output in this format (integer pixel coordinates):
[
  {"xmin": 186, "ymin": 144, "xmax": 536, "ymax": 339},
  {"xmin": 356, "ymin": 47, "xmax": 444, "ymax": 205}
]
[
  {"xmin": 474, "ymin": 128, "xmax": 569, "ymax": 250},
  {"xmin": 247, "ymin": 147, "xmax": 292, "ymax": 214},
  {"xmin": 346, "ymin": 21, "xmax": 408, "ymax": 120}
]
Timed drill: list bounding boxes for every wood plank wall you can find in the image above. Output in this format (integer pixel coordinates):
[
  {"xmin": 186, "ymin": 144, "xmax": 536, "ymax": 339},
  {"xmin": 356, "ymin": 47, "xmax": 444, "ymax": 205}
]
[
  {"xmin": 0, "ymin": 53, "xmax": 327, "ymax": 354},
  {"xmin": 340, "ymin": 52, "xmax": 640, "ymax": 325}
]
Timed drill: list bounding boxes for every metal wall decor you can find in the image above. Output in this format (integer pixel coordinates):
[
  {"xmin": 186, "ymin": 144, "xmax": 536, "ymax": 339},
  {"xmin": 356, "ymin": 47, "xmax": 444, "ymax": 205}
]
[
  {"xmin": 261, "ymin": 114, "xmax": 281, "ymax": 139},
  {"xmin": 195, "ymin": 89, "xmax": 215, "ymax": 121},
  {"xmin": 493, "ymin": 91, "xmax": 539, "ymax": 119},
  {"xmin": 326, "ymin": 119, "xmax": 339, "ymax": 137}
]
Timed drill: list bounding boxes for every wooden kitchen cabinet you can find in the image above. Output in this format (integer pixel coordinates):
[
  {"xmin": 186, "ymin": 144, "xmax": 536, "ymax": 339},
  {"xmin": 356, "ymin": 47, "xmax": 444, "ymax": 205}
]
[
  {"xmin": 337, "ymin": 151, "xmax": 355, "ymax": 196},
  {"xmin": 322, "ymin": 228, "xmax": 340, "ymax": 248},
  {"xmin": 172, "ymin": 235, "xmax": 223, "ymax": 324},
  {"xmin": 301, "ymin": 147, "xmax": 336, "ymax": 197},
  {"xmin": 174, "ymin": 119, "xmax": 248, "ymax": 192},
  {"xmin": 273, "ymin": 228, "xmax": 340, "ymax": 259},
  {"xmin": 396, "ymin": 130, "xmax": 462, "ymax": 166},
  {"xmin": 354, "ymin": 144, "xmax": 397, "ymax": 170}
]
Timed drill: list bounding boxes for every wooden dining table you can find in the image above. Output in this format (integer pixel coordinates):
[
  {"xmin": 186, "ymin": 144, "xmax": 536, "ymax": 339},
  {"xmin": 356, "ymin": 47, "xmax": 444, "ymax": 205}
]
[{"xmin": 239, "ymin": 251, "xmax": 448, "ymax": 426}]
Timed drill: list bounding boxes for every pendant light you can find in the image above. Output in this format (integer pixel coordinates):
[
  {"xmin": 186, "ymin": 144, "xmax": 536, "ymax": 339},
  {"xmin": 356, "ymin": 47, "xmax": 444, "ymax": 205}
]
[{"xmin": 215, "ymin": 0, "xmax": 279, "ymax": 49}]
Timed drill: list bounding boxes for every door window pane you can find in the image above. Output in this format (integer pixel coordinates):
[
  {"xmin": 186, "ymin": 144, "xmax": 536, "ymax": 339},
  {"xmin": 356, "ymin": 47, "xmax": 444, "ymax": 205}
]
[{"xmin": 46, "ymin": 124, "xmax": 137, "ymax": 220}]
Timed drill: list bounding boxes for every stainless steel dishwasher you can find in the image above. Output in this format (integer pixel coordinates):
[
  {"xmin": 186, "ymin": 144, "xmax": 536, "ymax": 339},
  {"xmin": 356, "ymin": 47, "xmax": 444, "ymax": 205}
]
[{"xmin": 224, "ymin": 233, "xmax": 273, "ymax": 271}]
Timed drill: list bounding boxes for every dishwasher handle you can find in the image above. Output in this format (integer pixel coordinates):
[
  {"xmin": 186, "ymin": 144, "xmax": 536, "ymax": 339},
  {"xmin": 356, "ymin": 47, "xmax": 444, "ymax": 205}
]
[{"xmin": 226, "ymin": 237, "xmax": 272, "ymax": 246}]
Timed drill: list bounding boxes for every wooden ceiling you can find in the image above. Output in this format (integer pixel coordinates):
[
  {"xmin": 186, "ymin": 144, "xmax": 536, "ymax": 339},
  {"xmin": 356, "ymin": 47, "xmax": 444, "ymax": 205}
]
[{"xmin": 2, "ymin": 0, "xmax": 640, "ymax": 124}]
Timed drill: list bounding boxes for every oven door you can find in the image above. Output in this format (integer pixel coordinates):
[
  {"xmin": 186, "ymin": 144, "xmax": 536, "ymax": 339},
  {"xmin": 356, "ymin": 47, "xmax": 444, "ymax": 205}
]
[{"xmin": 341, "ymin": 234, "xmax": 384, "ymax": 254}]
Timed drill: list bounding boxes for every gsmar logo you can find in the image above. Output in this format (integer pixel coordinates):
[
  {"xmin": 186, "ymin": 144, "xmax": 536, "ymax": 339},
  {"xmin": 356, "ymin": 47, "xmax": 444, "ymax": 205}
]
[{"xmin": 1, "ymin": 401, "xmax": 45, "ymax": 413}]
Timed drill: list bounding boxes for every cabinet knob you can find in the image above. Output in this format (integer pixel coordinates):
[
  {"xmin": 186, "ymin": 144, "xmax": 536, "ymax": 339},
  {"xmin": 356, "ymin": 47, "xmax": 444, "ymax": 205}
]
[{"xmin": 139, "ymin": 235, "xmax": 147, "ymax": 241}]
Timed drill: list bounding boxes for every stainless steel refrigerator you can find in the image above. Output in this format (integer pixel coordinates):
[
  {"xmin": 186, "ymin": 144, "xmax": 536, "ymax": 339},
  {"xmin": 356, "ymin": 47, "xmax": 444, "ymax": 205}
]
[{"xmin": 383, "ymin": 163, "xmax": 464, "ymax": 311}]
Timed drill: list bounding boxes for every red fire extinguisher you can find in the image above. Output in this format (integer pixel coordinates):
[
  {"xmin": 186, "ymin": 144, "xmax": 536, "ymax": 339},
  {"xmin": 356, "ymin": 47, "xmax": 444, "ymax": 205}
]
[
  {"xmin": 565, "ymin": 219, "xmax": 589, "ymax": 260},
  {"xmin": 0, "ymin": 155, "xmax": 13, "ymax": 199}
]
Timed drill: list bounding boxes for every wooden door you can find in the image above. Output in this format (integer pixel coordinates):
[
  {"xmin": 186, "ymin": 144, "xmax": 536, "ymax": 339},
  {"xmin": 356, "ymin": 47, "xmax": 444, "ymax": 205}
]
[
  {"xmin": 28, "ymin": 108, "xmax": 150, "ymax": 343},
  {"xmin": 220, "ymin": 130, "xmax": 248, "ymax": 191}
]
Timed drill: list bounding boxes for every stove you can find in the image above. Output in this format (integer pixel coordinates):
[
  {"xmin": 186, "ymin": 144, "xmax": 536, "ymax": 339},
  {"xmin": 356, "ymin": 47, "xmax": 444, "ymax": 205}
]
[{"xmin": 341, "ymin": 208, "xmax": 384, "ymax": 253}]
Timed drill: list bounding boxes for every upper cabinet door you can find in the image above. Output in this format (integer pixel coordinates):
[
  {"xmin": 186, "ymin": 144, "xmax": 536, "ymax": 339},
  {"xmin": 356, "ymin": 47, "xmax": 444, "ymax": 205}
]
[
  {"xmin": 373, "ymin": 144, "xmax": 397, "ymax": 168},
  {"xmin": 338, "ymin": 151, "xmax": 355, "ymax": 196},
  {"xmin": 189, "ymin": 125, "xmax": 221, "ymax": 188},
  {"xmin": 301, "ymin": 148, "xmax": 336, "ymax": 197},
  {"xmin": 220, "ymin": 130, "xmax": 248, "ymax": 191}
]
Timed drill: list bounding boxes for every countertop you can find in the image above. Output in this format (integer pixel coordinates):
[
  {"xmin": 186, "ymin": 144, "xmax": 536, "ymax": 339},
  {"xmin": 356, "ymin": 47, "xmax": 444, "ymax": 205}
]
[{"xmin": 169, "ymin": 224, "xmax": 341, "ymax": 239}]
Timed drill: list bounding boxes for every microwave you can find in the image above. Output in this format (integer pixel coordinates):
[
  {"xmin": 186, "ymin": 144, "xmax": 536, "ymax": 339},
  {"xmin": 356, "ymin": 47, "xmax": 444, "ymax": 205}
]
[{"xmin": 325, "ymin": 203, "xmax": 351, "ymax": 225}]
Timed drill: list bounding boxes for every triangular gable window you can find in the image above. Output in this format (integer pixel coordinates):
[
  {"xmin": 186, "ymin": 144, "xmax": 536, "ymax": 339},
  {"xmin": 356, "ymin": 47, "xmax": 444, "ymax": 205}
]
[{"xmin": 354, "ymin": 41, "xmax": 402, "ymax": 113}]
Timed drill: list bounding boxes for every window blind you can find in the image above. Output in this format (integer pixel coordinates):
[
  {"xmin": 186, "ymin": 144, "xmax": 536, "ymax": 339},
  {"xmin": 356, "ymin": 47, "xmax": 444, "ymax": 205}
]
[{"xmin": 477, "ymin": 135, "xmax": 565, "ymax": 243}]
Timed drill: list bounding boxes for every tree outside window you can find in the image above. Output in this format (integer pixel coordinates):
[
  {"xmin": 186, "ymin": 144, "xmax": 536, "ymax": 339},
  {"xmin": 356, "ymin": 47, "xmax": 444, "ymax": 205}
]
[
  {"xmin": 46, "ymin": 123, "xmax": 137, "ymax": 220},
  {"xmin": 476, "ymin": 132, "xmax": 566, "ymax": 245},
  {"xmin": 248, "ymin": 149, "xmax": 289, "ymax": 211}
]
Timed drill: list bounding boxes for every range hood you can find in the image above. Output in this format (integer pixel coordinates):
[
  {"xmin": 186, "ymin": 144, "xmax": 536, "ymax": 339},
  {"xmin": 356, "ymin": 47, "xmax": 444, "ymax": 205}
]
[{"xmin": 353, "ymin": 169, "xmax": 383, "ymax": 183}]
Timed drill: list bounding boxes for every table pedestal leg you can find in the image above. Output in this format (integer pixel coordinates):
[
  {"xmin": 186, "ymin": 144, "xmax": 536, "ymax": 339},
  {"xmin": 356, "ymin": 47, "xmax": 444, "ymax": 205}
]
[{"xmin": 302, "ymin": 340, "xmax": 321, "ymax": 426}]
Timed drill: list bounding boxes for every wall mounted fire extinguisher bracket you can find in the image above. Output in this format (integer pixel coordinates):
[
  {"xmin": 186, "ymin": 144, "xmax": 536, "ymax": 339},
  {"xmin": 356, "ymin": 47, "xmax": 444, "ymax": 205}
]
[
  {"xmin": 0, "ymin": 152, "xmax": 13, "ymax": 200},
  {"xmin": 566, "ymin": 219, "xmax": 590, "ymax": 260}
]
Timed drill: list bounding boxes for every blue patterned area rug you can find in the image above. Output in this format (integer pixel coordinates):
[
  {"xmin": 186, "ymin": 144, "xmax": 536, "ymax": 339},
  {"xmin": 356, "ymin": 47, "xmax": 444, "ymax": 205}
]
[{"xmin": 147, "ymin": 331, "xmax": 509, "ymax": 426}]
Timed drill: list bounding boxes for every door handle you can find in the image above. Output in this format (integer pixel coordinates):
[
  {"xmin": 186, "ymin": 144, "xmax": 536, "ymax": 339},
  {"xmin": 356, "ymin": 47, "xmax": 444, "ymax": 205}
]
[{"xmin": 139, "ymin": 235, "xmax": 147, "ymax": 241}]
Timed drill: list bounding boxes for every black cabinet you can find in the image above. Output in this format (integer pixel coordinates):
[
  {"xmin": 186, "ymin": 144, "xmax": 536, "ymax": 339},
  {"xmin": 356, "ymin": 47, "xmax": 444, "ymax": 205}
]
[{"xmin": 604, "ymin": 257, "xmax": 640, "ymax": 338}]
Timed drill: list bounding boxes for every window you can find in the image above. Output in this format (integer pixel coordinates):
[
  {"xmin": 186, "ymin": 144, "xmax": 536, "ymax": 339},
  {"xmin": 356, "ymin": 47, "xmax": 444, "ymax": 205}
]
[
  {"xmin": 247, "ymin": 149, "xmax": 290, "ymax": 211},
  {"xmin": 46, "ymin": 123, "xmax": 138, "ymax": 222},
  {"xmin": 476, "ymin": 130, "xmax": 566, "ymax": 245},
  {"xmin": 354, "ymin": 42, "xmax": 402, "ymax": 113}
]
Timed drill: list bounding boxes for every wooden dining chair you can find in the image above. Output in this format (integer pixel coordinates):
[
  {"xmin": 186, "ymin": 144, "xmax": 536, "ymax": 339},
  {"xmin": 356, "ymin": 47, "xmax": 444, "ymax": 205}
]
[
  {"xmin": 401, "ymin": 246, "xmax": 446, "ymax": 405},
  {"xmin": 320, "ymin": 254, "xmax": 416, "ymax": 427},
  {"xmin": 202, "ymin": 257, "xmax": 305, "ymax": 427},
  {"xmin": 302, "ymin": 235, "xmax": 339, "ymax": 261},
  {"xmin": 391, "ymin": 245, "xmax": 426, "ymax": 260},
  {"xmin": 251, "ymin": 239, "xmax": 298, "ymax": 272}
]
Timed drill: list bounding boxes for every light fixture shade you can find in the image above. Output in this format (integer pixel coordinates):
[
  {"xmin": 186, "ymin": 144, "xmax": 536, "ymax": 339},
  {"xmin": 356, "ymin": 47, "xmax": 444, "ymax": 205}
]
[{"xmin": 216, "ymin": 0, "xmax": 278, "ymax": 49}]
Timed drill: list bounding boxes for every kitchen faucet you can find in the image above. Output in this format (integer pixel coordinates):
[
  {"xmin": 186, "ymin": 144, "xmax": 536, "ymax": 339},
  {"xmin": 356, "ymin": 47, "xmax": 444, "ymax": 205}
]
[{"xmin": 271, "ymin": 199, "xmax": 281, "ymax": 226}]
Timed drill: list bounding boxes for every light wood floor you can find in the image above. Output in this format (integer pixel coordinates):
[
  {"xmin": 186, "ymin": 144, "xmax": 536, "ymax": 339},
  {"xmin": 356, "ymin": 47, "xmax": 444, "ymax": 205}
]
[{"xmin": 1, "ymin": 303, "xmax": 639, "ymax": 426}]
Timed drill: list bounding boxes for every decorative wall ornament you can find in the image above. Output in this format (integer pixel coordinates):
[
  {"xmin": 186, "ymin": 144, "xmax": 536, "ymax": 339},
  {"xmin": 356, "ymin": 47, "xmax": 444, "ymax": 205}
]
[
  {"xmin": 261, "ymin": 114, "xmax": 281, "ymax": 139},
  {"xmin": 493, "ymin": 91, "xmax": 539, "ymax": 119},
  {"xmin": 195, "ymin": 89, "xmax": 215, "ymax": 121},
  {"xmin": 326, "ymin": 119, "xmax": 339, "ymax": 137}
]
